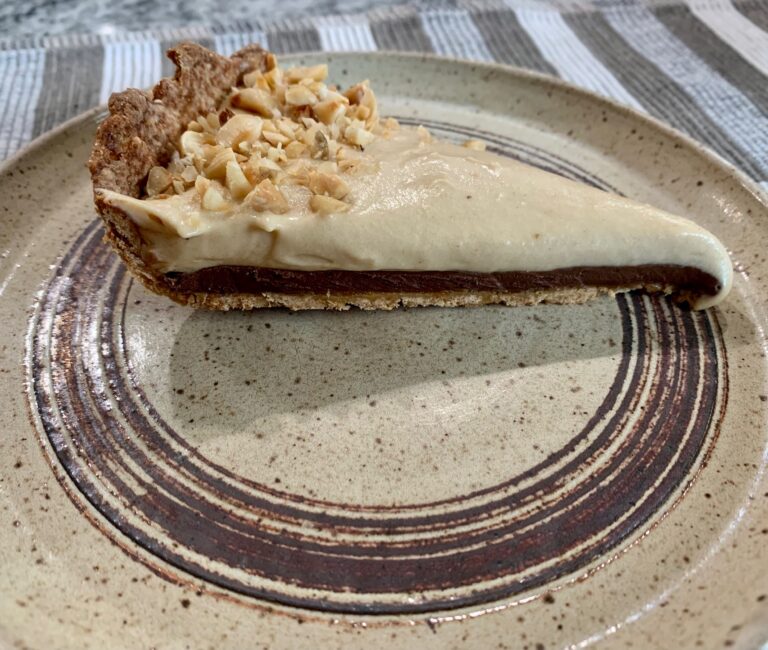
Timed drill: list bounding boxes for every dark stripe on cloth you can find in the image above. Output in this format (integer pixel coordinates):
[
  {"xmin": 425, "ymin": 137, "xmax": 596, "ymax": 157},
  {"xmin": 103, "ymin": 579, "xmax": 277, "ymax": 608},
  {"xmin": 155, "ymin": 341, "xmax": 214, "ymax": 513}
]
[
  {"xmin": 565, "ymin": 10, "xmax": 765, "ymax": 180},
  {"xmin": 369, "ymin": 10, "xmax": 434, "ymax": 52},
  {"xmin": 469, "ymin": 7, "xmax": 557, "ymax": 74},
  {"xmin": 733, "ymin": 0, "xmax": 768, "ymax": 32},
  {"xmin": 266, "ymin": 23, "xmax": 322, "ymax": 54},
  {"xmin": 653, "ymin": 4, "xmax": 768, "ymax": 121},
  {"xmin": 32, "ymin": 45, "xmax": 103, "ymax": 137}
]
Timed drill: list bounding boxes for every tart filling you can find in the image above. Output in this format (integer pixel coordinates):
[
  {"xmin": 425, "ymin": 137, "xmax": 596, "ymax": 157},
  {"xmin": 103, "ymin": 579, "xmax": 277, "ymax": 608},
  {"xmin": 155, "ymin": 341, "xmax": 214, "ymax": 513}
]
[{"xmin": 93, "ymin": 45, "xmax": 733, "ymax": 310}]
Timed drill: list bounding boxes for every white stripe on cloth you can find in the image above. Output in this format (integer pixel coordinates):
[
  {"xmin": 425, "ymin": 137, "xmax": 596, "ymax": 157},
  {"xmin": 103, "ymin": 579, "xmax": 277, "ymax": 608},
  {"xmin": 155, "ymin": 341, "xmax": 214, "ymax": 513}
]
[
  {"xmin": 213, "ymin": 31, "xmax": 269, "ymax": 57},
  {"xmin": 686, "ymin": 0, "xmax": 768, "ymax": 77},
  {"xmin": 604, "ymin": 4, "xmax": 768, "ymax": 178},
  {"xmin": 0, "ymin": 48, "xmax": 45, "ymax": 159},
  {"xmin": 420, "ymin": 9, "xmax": 494, "ymax": 61},
  {"xmin": 99, "ymin": 38, "xmax": 163, "ymax": 105},
  {"xmin": 316, "ymin": 17, "xmax": 378, "ymax": 52},
  {"xmin": 513, "ymin": 6, "xmax": 644, "ymax": 111}
]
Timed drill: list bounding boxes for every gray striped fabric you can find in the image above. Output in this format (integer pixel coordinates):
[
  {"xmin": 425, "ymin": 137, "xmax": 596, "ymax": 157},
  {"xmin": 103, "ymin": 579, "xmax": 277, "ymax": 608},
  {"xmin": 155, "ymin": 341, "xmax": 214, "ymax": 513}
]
[{"xmin": 3, "ymin": 0, "xmax": 768, "ymax": 186}]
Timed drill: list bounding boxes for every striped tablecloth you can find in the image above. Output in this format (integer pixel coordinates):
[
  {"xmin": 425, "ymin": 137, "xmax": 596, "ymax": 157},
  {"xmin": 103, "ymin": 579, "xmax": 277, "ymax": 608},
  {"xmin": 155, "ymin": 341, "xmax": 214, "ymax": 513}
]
[{"xmin": 2, "ymin": 0, "xmax": 768, "ymax": 190}]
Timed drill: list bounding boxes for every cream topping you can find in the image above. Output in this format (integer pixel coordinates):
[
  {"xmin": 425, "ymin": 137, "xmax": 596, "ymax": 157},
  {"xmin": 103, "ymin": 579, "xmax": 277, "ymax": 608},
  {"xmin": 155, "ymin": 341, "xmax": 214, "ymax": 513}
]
[{"xmin": 100, "ymin": 126, "xmax": 733, "ymax": 309}]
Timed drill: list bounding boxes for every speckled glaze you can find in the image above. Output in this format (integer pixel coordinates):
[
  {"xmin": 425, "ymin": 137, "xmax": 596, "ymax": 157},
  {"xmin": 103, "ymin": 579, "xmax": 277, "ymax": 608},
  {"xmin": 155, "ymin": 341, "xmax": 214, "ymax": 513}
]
[{"xmin": 1, "ymin": 53, "xmax": 767, "ymax": 649}]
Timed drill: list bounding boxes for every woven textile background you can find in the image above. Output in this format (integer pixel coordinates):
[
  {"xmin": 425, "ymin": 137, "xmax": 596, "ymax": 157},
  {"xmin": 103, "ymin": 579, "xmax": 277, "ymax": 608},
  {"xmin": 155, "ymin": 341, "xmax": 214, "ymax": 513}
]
[{"xmin": 2, "ymin": 0, "xmax": 768, "ymax": 190}]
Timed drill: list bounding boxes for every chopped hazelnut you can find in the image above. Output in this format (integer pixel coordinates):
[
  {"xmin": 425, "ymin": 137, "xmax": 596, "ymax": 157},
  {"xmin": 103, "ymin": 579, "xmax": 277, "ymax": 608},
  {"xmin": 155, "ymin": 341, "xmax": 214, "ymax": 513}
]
[
  {"xmin": 146, "ymin": 166, "xmax": 173, "ymax": 196},
  {"xmin": 179, "ymin": 130, "xmax": 207, "ymax": 157},
  {"xmin": 243, "ymin": 156, "xmax": 282, "ymax": 184},
  {"xmin": 273, "ymin": 84, "xmax": 287, "ymax": 107},
  {"xmin": 354, "ymin": 105, "xmax": 371, "ymax": 121},
  {"xmin": 338, "ymin": 157, "xmax": 378, "ymax": 176},
  {"xmin": 166, "ymin": 154, "xmax": 186, "ymax": 174},
  {"xmin": 267, "ymin": 146, "xmax": 287, "ymax": 163},
  {"xmin": 313, "ymin": 130, "xmax": 330, "ymax": 159},
  {"xmin": 202, "ymin": 184, "xmax": 229, "ymax": 211},
  {"xmin": 244, "ymin": 179, "xmax": 290, "ymax": 213},
  {"xmin": 243, "ymin": 70, "xmax": 270, "ymax": 90},
  {"xmin": 194, "ymin": 175, "xmax": 211, "ymax": 198},
  {"xmin": 344, "ymin": 125, "xmax": 375, "ymax": 147},
  {"xmin": 285, "ymin": 84, "xmax": 318, "ymax": 106},
  {"xmin": 192, "ymin": 155, "xmax": 206, "ymax": 173},
  {"xmin": 344, "ymin": 82, "xmax": 367, "ymax": 105},
  {"xmin": 263, "ymin": 66, "xmax": 282, "ymax": 90},
  {"xmin": 310, "ymin": 194, "xmax": 350, "ymax": 215},
  {"xmin": 204, "ymin": 147, "xmax": 237, "ymax": 179},
  {"xmin": 216, "ymin": 114, "xmax": 264, "ymax": 148},
  {"xmin": 180, "ymin": 165, "xmax": 199, "ymax": 183},
  {"xmin": 344, "ymin": 81, "xmax": 378, "ymax": 128},
  {"xmin": 308, "ymin": 171, "xmax": 349, "ymax": 199},
  {"xmin": 225, "ymin": 160, "xmax": 253, "ymax": 200},
  {"xmin": 261, "ymin": 156, "xmax": 283, "ymax": 172},
  {"xmin": 232, "ymin": 88, "xmax": 277, "ymax": 118},
  {"xmin": 284, "ymin": 141, "xmax": 307, "ymax": 159},
  {"xmin": 195, "ymin": 115, "xmax": 209, "ymax": 131},
  {"xmin": 285, "ymin": 64, "xmax": 328, "ymax": 84},
  {"xmin": 463, "ymin": 139, "xmax": 486, "ymax": 151},
  {"xmin": 277, "ymin": 119, "xmax": 298, "ymax": 139},
  {"xmin": 262, "ymin": 130, "xmax": 292, "ymax": 147},
  {"xmin": 313, "ymin": 99, "xmax": 347, "ymax": 125}
]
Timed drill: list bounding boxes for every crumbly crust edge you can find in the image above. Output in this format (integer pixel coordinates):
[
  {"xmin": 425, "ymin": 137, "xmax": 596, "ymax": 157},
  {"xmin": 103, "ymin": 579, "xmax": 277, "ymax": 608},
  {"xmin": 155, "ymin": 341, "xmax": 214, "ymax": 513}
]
[
  {"xmin": 174, "ymin": 285, "xmax": 683, "ymax": 311},
  {"xmin": 88, "ymin": 41, "xmax": 271, "ymax": 302}
]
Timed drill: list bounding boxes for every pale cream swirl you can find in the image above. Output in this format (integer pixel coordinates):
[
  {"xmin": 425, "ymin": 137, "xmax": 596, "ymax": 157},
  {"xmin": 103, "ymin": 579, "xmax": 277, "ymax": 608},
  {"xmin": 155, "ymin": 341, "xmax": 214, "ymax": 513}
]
[{"xmin": 100, "ymin": 126, "xmax": 733, "ymax": 309}]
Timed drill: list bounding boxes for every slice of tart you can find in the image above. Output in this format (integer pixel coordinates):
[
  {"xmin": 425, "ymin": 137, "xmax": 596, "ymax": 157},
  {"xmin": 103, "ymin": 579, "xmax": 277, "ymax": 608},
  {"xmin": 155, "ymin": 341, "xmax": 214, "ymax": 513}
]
[{"xmin": 89, "ymin": 43, "xmax": 732, "ymax": 311}]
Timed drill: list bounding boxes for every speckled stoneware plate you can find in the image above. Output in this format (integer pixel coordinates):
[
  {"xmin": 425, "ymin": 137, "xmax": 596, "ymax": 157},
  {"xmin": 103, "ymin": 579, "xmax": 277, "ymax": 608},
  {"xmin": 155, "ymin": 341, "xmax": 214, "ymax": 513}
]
[{"xmin": 1, "ymin": 52, "xmax": 767, "ymax": 650}]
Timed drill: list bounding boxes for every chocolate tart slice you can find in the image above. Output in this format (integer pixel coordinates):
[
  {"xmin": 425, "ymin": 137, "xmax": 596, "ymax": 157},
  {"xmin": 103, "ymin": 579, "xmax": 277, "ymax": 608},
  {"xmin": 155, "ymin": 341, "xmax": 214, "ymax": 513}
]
[{"xmin": 90, "ymin": 43, "xmax": 732, "ymax": 311}]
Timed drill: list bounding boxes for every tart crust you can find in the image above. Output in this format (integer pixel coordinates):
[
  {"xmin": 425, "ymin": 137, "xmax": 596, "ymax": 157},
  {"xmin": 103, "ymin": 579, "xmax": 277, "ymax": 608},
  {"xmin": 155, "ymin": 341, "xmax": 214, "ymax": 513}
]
[
  {"xmin": 89, "ymin": 42, "xmax": 273, "ymax": 309},
  {"xmin": 90, "ymin": 43, "xmax": 716, "ymax": 311},
  {"xmin": 174, "ymin": 286, "xmax": 672, "ymax": 312}
]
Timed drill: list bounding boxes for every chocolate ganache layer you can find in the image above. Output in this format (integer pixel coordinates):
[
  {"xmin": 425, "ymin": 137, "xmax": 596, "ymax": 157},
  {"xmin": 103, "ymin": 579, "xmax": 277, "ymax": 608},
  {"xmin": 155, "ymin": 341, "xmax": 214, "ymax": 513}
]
[{"xmin": 165, "ymin": 264, "xmax": 721, "ymax": 298}]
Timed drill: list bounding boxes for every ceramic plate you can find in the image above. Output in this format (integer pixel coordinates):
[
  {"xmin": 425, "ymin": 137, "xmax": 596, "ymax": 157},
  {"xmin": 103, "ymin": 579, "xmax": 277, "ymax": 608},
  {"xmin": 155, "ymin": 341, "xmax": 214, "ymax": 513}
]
[{"xmin": 1, "ymin": 53, "xmax": 767, "ymax": 649}]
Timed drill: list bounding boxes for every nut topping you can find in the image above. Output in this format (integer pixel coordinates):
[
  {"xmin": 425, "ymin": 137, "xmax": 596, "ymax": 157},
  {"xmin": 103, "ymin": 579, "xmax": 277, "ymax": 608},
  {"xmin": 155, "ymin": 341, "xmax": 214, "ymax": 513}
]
[
  {"xmin": 285, "ymin": 84, "xmax": 318, "ymax": 106},
  {"xmin": 245, "ymin": 179, "xmax": 290, "ymax": 213},
  {"xmin": 313, "ymin": 130, "xmax": 330, "ymax": 160},
  {"xmin": 216, "ymin": 114, "xmax": 263, "ymax": 148},
  {"xmin": 225, "ymin": 160, "xmax": 252, "ymax": 200},
  {"xmin": 146, "ymin": 166, "xmax": 173, "ymax": 196},
  {"xmin": 232, "ymin": 88, "xmax": 276, "ymax": 117},
  {"xmin": 285, "ymin": 64, "xmax": 328, "ymax": 83},
  {"xmin": 463, "ymin": 139, "xmax": 487, "ymax": 151},
  {"xmin": 310, "ymin": 195, "xmax": 350, "ymax": 215},
  {"xmin": 144, "ymin": 53, "xmax": 401, "ymax": 214},
  {"xmin": 308, "ymin": 171, "xmax": 350, "ymax": 200},
  {"xmin": 201, "ymin": 183, "xmax": 229, "ymax": 211}
]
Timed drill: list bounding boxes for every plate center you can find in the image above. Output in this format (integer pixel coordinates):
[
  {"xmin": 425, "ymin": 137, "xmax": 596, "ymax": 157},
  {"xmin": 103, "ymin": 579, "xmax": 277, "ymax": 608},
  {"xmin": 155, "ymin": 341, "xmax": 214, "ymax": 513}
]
[{"xmin": 124, "ymin": 289, "xmax": 624, "ymax": 506}]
